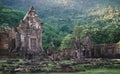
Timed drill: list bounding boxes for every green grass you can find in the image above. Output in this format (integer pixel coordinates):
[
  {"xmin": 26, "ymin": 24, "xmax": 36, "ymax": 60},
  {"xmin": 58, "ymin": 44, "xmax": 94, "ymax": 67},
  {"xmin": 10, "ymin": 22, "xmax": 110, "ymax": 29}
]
[
  {"xmin": 52, "ymin": 69, "xmax": 120, "ymax": 74},
  {"xmin": 0, "ymin": 59, "xmax": 120, "ymax": 74},
  {"xmin": 0, "ymin": 59, "xmax": 26, "ymax": 66},
  {"xmin": 0, "ymin": 69, "xmax": 118, "ymax": 74},
  {"xmin": 79, "ymin": 69, "xmax": 120, "ymax": 74}
]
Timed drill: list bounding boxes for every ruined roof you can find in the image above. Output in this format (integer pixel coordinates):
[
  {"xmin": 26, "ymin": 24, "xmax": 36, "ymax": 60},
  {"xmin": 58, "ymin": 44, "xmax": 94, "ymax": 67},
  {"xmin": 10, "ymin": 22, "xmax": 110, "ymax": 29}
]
[
  {"xmin": 19, "ymin": 6, "xmax": 43, "ymax": 29},
  {"xmin": 23, "ymin": 6, "xmax": 37, "ymax": 20}
]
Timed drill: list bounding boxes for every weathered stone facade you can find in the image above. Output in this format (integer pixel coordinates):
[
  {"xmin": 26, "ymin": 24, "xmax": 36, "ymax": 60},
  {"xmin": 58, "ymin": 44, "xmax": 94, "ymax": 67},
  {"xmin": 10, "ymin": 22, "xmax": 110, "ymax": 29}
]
[
  {"xmin": 16, "ymin": 6, "xmax": 43, "ymax": 58},
  {"xmin": 83, "ymin": 34, "xmax": 94, "ymax": 58},
  {"xmin": 0, "ymin": 31, "xmax": 9, "ymax": 57},
  {"xmin": 92, "ymin": 43, "xmax": 120, "ymax": 58},
  {"xmin": 0, "ymin": 6, "xmax": 44, "ymax": 58},
  {"xmin": 73, "ymin": 37, "xmax": 84, "ymax": 60}
]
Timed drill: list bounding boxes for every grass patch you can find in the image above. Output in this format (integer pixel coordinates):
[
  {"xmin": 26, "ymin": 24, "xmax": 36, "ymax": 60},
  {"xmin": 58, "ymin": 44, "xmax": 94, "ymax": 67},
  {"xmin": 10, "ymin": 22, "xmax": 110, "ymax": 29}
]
[
  {"xmin": 0, "ymin": 59, "xmax": 26, "ymax": 67},
  {"xmin": 0, "ymin": 59, "xmax": 120, "ymax": 73},
  {"xmin": 1, "ymin": 69, "xmax": 118, "ymax": 74}
]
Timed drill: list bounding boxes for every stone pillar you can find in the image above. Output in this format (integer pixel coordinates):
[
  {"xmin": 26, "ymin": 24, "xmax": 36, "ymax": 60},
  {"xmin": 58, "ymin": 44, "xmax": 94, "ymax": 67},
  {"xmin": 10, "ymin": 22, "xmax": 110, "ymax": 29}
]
[{"xmin": 73, "ymin": 37, "xmax": 84, "ymax": 61}]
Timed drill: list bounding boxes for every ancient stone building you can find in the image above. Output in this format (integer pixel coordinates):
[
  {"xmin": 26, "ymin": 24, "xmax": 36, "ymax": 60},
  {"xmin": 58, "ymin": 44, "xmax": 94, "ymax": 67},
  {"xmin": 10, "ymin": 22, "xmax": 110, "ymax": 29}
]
[
  {"xmin": 82, "ymin": 34, "xmax": 120, "ymax": 58},
  {"xmin": 0, "ymin": 6, "xmax": 44, "ymax": 59},
  {"xmin": 83, "ymin": 34, "xmax": 94, "ymax": 57},
  {"xmin": 73, "ymin": 37, "xmax": 84, "ymax": 60},
  {"xmin": 16, "ymin": 6, "xmax": 43, "ymax": 58},
  {"xmin": 92, "ymin": 44, "xmax": 120, "ymax": 58}
]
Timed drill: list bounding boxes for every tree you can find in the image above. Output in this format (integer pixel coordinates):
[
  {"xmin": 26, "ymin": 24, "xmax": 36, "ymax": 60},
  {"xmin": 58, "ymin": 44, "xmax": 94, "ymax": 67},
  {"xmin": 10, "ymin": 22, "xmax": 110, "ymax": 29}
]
[
  {"xmin": 60, "ymin": 24, "xmax": 120, "ymax": 49},
  {"xmin": 60, "ymin": 34, "xmax": 74, "ymax": 50}
]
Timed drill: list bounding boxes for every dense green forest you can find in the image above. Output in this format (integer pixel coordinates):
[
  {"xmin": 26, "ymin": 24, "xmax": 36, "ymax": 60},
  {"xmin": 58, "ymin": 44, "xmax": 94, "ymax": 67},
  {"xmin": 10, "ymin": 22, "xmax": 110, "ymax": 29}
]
[
  {"xmin": 0, "ymin": 0, "xmax": 120, "ymax": 50},
  {"xmin": 0, "ymin": 0, "xmax": 120, "ymax": 26},
  {"xmin": 0, "ymin": 5, "xmax": 24, "ymax": 27}
]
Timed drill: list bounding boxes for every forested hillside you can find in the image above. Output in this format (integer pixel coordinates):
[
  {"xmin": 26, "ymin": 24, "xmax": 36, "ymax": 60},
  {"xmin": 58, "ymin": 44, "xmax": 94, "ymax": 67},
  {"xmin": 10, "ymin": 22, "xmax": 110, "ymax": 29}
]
[
  {"xmin": 0, "ymin": 0, "xmax": 120, "ymax": 49},
  {"xmin": 0, "ymin": 0, "xmax": 120, "ymax": 26},
  {"xmin": 60, "ymin": 6, "xmax": 120, "ymax": 49},
  {"xmin": 0, "ymin": 5, "xmax": 24, "ymax": 27}
]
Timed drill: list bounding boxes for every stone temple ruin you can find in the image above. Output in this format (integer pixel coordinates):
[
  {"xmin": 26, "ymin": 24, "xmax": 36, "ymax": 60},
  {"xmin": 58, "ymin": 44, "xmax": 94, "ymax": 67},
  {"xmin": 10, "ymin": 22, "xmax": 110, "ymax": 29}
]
[
  {"xmin": 0, "ymin": 6, "xmax": 120, "ymax": 59},
  {"xmin": 16, "ymin": 6, "xmax": 43, "ymax": 59},
  {"xmin": 0, "ymin": 6, "xmax": 120, "ymax": 73},
  {"xmin": 0, "ymin": 6, "xmax": 44, "ymax": 59}
]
